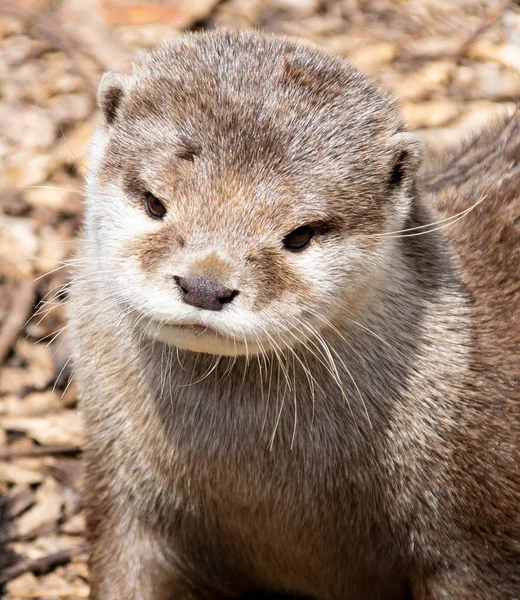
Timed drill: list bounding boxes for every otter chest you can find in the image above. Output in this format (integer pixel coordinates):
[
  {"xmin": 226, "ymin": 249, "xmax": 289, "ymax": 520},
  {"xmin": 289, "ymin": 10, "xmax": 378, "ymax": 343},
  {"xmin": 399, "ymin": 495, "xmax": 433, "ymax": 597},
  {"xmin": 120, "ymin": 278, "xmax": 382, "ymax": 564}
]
[
  {"xmin": 165, "ymin": 441, "xmax": 343, "ymax": 594},
  {"xmin": 142, "ymin": 414, "xmax": 401, "ymax": 597}
]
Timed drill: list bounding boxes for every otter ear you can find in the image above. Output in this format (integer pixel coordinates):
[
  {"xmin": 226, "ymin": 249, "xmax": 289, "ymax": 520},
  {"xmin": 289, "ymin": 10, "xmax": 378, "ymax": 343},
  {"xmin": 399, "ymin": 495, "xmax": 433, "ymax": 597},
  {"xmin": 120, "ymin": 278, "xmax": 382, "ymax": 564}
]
[
  {"xmin": 387, "ymin": 132, "xmax": 424, "ymax": 192},
  {"xmin": 97, "ymin": 72, "xmax": 129, "ymax": 125}
]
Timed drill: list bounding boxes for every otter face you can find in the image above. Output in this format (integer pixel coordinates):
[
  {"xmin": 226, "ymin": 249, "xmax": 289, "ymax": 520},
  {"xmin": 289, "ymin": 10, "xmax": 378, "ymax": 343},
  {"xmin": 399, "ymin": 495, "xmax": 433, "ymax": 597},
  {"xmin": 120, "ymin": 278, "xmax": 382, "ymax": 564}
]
[{"xmin": 85, "ymin": 31, "xmax": 422, "ymax": 356}]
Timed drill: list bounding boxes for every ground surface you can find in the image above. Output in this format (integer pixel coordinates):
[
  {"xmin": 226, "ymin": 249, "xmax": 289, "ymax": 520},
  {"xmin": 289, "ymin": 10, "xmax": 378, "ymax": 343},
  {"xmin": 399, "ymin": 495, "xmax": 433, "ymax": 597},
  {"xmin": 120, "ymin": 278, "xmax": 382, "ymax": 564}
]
[{"xmin": 0, "ymin": 0, "xmax": 519, "ymax": 597}]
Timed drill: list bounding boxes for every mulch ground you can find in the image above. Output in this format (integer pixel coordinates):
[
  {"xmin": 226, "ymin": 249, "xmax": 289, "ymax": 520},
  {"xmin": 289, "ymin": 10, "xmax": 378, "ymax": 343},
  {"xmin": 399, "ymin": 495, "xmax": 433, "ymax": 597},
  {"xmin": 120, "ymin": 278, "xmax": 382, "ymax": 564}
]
[{"xmin": 1, "ymin": 0, "xmax": 519, "ymax": 597}]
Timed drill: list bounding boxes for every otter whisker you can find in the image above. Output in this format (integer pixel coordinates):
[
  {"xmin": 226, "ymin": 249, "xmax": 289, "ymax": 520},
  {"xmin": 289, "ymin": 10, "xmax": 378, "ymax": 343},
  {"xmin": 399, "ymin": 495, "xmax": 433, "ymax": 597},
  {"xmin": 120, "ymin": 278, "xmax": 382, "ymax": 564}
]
[
  {"xmin": 160, "ymin": 341, "xmax": 167, "ymax": 399},
  {"xmin": 59, "ymin": 361, "xmax": 76, "ymax": 400},
  {"xmin": 252, "ymin": 331, "xmax": 270, "ymax": 447},
  {"xmin": 32, "ymin": 324, "xmax": 68, "ymax": 345},
  {"xmin": 311, "ymin": 323, "xmax": 371, "ymax": 428},
  {"xmin": 177, "ymin": 354, "xmax": 221, "ymax": 387},
  {"xmin": 308, "ymin": 308, "xmax": 393, "ymax": 352},
  {"xmin": 215, "ymin": 349, "xmax": 238, "ymax": 385},
  {"xmin": 181, "ymin": 352, "xmax": 200, "ymax": 424},
  {"xmin": 302, "ymin": 349, "xmax": 316, "ymax": 425},
  {"xmin": 175, "ymin": 347, "xmax": 191, "ymax": 373},
  {"xmin": 290, "ymin": 352, "xmax": 298, "ymax": 450},
  {"xmin": 259, "ymin": 345, "xmax": 275, "ymax": 443},
  {"xmin": 298, "ymin": 321, "xmax": 360, "ymax": 429},
  {"xmin": 274, "ymin": 323, "xmax": 324, "ymax": 405},
  {"xmin": 167, "ymin": 342, "xmax": 175, "ymax": 418},
  {"xmin": 363, "ymin": 194, "xmax": 487, "ymax": 238},
  {"xmin": 21, "ymin": 185, "xmax": 84, "ymax": 194},
  {"xmin": 270, "ymin": 327, "xmax": 325, "ymax": 420},
  {"xmin": 369, "ymin": 195, "xmax": 487, "ymax": 240},
  {"xmin": 268, "ymin": 350, "xmax": 290, "ymax": 451},
  {"xmin": 51, "ymin": 351, "xmax": 74, "ymax": 394},
  {"xmin": 238, "ymin": 334, "xmax": 251, "ymax": 394},
  {"xmin": 262, "ymin": 331, "xmax": 293, "ymax": 392}
]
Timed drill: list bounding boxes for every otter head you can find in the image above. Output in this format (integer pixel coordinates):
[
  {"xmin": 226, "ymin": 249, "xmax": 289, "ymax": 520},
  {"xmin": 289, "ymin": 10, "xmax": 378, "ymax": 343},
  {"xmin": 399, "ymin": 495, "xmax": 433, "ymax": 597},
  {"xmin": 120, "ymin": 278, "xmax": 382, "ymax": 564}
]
[{"xmin": 86, "ymin": 30, "xmax": 423, "ymax": 356}]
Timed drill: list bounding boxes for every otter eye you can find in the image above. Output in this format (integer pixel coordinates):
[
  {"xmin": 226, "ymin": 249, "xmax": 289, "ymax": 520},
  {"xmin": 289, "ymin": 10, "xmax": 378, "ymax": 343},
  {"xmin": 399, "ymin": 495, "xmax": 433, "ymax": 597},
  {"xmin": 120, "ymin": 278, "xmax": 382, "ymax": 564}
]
[
  {"xmin": 283, "ymin": 226, "xmax": 314, "ymax": 252},
  {"xmin": 144, "ymin": 192, "xmax": 166, "ymax": 220}
]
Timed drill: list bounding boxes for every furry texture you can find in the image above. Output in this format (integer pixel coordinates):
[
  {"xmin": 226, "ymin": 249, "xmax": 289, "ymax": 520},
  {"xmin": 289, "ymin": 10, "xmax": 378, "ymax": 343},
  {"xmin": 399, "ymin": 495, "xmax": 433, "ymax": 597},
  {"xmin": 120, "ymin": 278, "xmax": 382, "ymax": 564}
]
[{"xmin": 69, "ymin": 30, "xmax": 519, "ymax": 600}]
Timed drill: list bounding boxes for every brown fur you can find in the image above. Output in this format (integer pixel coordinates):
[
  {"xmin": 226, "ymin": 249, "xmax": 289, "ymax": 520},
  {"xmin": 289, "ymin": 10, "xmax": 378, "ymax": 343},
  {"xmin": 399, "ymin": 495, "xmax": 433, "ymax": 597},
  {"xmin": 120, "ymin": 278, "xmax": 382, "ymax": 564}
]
[{"xmin": 70, "ymin": 30, "xmax": 519, "ymax": 600}]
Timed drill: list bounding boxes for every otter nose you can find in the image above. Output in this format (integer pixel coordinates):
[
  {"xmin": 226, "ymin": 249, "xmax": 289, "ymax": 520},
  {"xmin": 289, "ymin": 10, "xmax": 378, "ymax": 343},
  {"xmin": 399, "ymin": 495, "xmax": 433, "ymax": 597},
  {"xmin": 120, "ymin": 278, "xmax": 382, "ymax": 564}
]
[{"xmin": 173, "ymin": 276, "xmax": 239, "ymax": 311}]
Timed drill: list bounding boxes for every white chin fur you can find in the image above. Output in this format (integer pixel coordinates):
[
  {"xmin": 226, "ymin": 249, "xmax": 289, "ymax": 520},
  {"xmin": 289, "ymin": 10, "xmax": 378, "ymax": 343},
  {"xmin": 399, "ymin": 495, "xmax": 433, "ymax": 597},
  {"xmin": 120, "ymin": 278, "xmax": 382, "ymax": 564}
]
[{"xmin": 146, "ymin": 321, "xmax": 264, "ymax": 356}]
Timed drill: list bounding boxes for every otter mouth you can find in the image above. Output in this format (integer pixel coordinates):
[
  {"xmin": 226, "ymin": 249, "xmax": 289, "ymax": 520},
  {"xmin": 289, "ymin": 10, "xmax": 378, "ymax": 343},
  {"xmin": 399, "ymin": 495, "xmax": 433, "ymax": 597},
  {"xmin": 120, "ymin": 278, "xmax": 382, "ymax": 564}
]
[
  {"xmin": 145, "ymin": 318, "xmax": 253, "ymax": 356},
  {"xmin": 175, "ymin": 323, "xmax": 217, "ymax": 336},
  {"xmin": 140, "ymin": 315, "xmax": 279, "ymax": 357},
  {"xmin": 146, "ymin": 319, "xmax": 227, "ymax": 340},
  {"xmin": 145, "ymin": 318, "xmax": 220, "ymax": 338}
]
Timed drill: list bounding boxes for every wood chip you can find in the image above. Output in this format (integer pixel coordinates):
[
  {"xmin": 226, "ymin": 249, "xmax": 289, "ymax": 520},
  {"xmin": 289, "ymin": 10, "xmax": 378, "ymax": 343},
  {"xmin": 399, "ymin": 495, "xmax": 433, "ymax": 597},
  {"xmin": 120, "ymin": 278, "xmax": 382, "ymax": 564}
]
[
  {"xmin": 16, "ymin": 477, "xmax": 64, "ymax": 538},
  {"xmin": 100, "ymin": 0, "xmax": 220, "ymax": 27},
  {"xmin": 0, "ymin": 217, "xmax": 38, "ymax": 280},
  {"xmin": 469, "ymin": 40, "xmax": 520, "ymax": 72},
  {"xmin": 402, "ymin": 99, "xmax": 461, "ymax": 129},
  {"xmin": 1, "ymin": 411, "xmax": 83, "ymax": 446},
  {"xmin": 346, "ymin": 41, "xmax": 398, "ymax": 73},
  {"xmin": 7, "ymin": 484, "xmax": 36, "ymax": 518},
  {"xmin": 60, "ymin": 513, "xmax": 85, "ymax": 535},
  {"xmin": 0, "ymin": 462, "xmax": 43, "ymax": 486}
]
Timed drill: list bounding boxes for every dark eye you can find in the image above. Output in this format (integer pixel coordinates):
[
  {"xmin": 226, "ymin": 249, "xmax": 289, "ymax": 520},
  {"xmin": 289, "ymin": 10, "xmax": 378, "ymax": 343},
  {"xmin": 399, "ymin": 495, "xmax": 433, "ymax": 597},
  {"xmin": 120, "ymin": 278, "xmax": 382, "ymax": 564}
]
[
  {"xmin": 283, "ymin": 225, "xmax": 314, "ymax": 252},
  {"xmin": 144, "ymin": 192, "xmax": 167, "ymax": 220}
]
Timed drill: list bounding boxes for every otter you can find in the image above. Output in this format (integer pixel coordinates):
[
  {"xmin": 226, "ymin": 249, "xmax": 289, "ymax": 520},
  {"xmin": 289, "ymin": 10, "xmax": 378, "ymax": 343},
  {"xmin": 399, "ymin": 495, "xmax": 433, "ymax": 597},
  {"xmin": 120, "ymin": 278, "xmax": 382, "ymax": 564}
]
[{"xmin": 69, "ymin": 30, "xmax": 519, "ymax": 600}]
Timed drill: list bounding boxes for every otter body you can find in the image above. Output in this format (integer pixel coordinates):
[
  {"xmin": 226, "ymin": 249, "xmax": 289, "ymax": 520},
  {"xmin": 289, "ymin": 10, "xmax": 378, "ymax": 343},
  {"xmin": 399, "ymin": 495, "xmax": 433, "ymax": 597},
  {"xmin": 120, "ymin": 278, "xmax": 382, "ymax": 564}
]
[{"xmin": 70, "ymin": 31, "xmax": 519, "ymax": 600}]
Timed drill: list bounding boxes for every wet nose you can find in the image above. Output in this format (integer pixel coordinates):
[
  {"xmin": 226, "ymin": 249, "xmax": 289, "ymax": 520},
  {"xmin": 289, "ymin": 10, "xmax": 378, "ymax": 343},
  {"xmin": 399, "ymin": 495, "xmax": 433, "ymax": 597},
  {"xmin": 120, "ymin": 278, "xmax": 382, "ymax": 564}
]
[{"xmin": 173, "ymin": 276, "xmax": 239, "ymax": 311}]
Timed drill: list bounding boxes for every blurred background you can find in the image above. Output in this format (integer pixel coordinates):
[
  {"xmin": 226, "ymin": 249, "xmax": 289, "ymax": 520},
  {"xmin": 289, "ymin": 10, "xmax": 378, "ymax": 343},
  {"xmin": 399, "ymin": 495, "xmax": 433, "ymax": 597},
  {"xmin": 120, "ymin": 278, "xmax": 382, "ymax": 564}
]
[{"xmin": 0, "ymin": 0, "xmax": 519, "ymax": 596}]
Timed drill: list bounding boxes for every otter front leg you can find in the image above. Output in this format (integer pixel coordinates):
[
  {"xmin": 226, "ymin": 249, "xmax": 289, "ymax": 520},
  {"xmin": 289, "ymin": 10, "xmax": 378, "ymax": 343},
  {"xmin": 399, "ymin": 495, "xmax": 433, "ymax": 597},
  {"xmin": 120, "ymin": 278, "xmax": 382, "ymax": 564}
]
[{"xmin": 87, "ymin": 497, "xmax": 196, "ymax": 600}]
